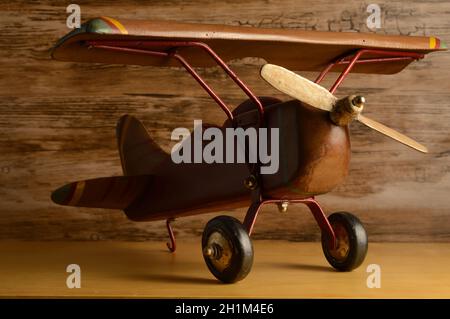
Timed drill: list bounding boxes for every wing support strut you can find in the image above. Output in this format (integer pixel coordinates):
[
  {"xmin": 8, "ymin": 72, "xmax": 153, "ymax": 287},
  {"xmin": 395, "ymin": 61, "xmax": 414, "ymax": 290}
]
[
  {"xmin": 314, "ymin": 49, "xmax": 424, "ymax": 93},
  {"xmin": 86, "ymin": 40, "xmax": 265, "ymax": 125}
]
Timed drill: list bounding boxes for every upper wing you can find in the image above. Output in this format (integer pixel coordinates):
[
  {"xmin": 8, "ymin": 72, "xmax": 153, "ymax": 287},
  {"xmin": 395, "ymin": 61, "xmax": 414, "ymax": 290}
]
[{"xmin": 51, "ymin": 17, "xmax": 446, "ymax": 74}]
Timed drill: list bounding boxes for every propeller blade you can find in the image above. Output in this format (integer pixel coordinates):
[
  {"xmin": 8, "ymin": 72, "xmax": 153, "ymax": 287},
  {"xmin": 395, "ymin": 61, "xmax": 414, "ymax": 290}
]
[
  {"xmin": 357, "ymin": 114, "xmax": 428, "ymax": 153},
  {"xmin": 261, "ymin": 63, "xmax": 336, "ymax": 111},
  {"xmin": 261, "ymin": 63, "xmax": 428, "ymax": 154}
]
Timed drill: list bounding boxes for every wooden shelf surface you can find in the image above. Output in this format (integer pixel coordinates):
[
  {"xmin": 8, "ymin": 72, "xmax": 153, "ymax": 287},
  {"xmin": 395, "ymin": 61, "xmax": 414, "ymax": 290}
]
[{"xmin": 0, "ymin": 241, "xmax": 449, "ymax": 298}]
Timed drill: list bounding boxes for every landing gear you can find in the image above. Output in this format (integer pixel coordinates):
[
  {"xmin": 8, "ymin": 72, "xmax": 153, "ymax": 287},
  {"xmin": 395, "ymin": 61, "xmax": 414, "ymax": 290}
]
[
  {"xmin": 201, "ymin": 205, "xmax": 367, "ymax": 283},
  {"xmin": 202, "ymin": 215, "xmax": 254, "ymax": 283},
  {"xmin": 321, "ymin": 212, "xmax": 368, "ymax": 271}
]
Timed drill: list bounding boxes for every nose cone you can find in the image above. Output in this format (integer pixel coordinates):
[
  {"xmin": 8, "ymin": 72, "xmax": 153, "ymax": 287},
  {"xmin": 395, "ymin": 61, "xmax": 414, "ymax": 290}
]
[{"xmin": 51, "ymin": 183, "xmax": 73, "ymax": 205}]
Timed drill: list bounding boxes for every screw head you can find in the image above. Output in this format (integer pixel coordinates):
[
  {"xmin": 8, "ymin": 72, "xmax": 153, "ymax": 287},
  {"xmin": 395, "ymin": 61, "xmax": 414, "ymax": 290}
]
[{"xmin": 244, "ymin": 175, "xmax": 258, "ymax": 190}]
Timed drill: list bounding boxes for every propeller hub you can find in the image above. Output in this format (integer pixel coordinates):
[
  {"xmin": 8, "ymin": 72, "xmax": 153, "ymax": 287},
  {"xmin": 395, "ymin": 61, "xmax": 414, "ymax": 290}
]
[{"xmin": 330, "ymin": 95, "xmax": 365, "ymax": 126}]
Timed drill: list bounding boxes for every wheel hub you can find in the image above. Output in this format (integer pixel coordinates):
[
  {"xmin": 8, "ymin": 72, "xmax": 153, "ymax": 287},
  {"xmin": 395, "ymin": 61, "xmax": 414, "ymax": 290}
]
[
  {"xmin": 329, "ymin": 222, "xmax": 350, "ymax": 260},
  {"xmin": 204, "ymin": 231, "xmax": 233, "ymax": 272}
]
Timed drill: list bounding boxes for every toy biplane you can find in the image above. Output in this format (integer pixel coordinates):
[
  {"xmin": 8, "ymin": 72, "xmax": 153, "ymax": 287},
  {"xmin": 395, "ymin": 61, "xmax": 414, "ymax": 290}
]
[{"xmin": 50, "ymin": 17, "xmax": 446, "ymax": 283}]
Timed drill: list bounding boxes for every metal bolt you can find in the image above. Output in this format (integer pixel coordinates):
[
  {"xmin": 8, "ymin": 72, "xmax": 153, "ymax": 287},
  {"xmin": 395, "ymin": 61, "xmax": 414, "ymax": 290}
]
[
  {"xmin": 277, "ymin": 201, "xmax": 289, "ymax": 213},
  {"xmin": 203, "ymin": 246, "xmax": 214, "ymax": 257},
  {"xmin": 244, "ymin": 175, "xmax": 258, "ymax": 190},
  {"xmin": 204, "ymin": 244, "xmax": 223, "ymax": 259},
  {"xmin": 352, "ymin": 96, "xmax": 366, "ymax": 108}
]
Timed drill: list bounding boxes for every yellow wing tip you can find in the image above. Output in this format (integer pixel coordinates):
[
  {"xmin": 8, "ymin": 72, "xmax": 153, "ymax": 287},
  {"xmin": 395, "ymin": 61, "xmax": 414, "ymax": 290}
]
[
  {"xmin": 429, "ymin": 36, "xmax": 447, "ymax": 50},
  {"xmin": 99, "ymin": 16, "xmax": 129, "ymax": 35}
]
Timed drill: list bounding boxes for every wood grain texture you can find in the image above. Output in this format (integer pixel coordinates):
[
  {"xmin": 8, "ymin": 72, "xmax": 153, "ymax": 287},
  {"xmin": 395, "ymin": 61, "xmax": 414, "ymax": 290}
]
[
  {"xmin": 1, "ymin": 241, "xmax": 450, "ymax": 298},
  {"xmin": 0, "ymin": 0, "xmax": 449, "ymax": 241}
]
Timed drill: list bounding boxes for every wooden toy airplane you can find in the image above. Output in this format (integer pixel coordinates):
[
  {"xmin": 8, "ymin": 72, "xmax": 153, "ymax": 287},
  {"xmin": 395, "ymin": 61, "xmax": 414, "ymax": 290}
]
[{"xmin": 50, "ymin": 17, "xmax": 446, "ymax": 283}]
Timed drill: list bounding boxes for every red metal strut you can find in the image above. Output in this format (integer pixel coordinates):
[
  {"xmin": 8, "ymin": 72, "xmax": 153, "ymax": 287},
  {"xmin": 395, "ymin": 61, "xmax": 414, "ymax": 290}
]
[
  {"xmin": 314, "ymin": 49, "xmax": 424, "ymax": 93},
  {"xmin": 87, "ymin": 40, "xmax": 265, "ymax": 125},
  {"xmin": 243, "ymin": 197, "xmax": 337, "ymax": 249}
]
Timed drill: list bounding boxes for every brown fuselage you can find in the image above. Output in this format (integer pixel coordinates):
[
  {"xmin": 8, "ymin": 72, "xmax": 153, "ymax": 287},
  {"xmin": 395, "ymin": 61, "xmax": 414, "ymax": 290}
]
[{"xmin": 124, "ymin": 100, "xmax": 351, "ymax": 221}]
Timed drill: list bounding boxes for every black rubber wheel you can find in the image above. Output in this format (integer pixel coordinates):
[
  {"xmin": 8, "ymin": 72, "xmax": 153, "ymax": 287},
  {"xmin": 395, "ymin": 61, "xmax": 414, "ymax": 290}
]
[
  {"xmin": 202, "ymin": 215, "xmax": 254, "ymax": 283},
  {"xmin": 321, "ymin": 212, "xmax": 368, "ymax": 271}
]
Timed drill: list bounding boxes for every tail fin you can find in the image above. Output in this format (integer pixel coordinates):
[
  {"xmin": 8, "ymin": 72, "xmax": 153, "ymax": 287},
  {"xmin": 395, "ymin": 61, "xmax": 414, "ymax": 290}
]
[
  {"xmin": 116, "ymin": 115, "xmax": 169, "ymax": 176},
  {"xmin": 51, "ymin": 175, "xmax": 153, "ymax": 209}
]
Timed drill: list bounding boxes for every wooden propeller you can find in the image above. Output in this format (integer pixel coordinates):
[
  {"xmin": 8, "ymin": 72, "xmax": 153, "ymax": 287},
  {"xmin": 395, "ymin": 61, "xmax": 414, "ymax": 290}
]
[{"xmin": 261, "ymin": 63, "xmax": 428, "ymax": 153}]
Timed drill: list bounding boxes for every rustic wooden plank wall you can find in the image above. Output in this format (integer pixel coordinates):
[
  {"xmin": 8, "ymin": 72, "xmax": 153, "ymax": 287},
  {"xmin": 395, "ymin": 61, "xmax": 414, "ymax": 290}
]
[{"xmin": 0, "ymin": 0, "xmax": 449, "ymax": 242}]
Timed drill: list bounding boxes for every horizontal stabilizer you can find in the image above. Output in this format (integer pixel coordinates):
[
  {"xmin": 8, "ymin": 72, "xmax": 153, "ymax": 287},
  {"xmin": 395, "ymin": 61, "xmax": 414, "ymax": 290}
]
[{"xmin": 51, "ymin": 175, "xmax": 153, "ymax": 209}]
